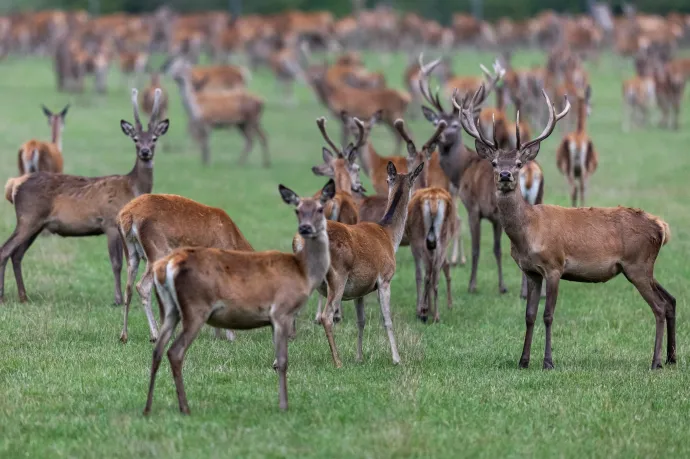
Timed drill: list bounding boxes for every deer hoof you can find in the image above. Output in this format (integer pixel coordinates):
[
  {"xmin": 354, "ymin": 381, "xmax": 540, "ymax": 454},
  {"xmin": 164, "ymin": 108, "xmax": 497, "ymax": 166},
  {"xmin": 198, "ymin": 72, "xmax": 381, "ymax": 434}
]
[
  {"xmin": 119, "ymin": 333, "xmax": 128, "ymax": 344},
  {"xmin": 499, "ymin": 286, "xmax": 508, "ymax": 294},
  {"xmin": 651, "ymin": 362, "xmax": 663, "ymax": 370},
  {"xmin": 149, "ymin": 336, "xmax": 158, "ymax": 343},
  {"xmin": 416, "ymin": 313, "xmax": 428, "ymax": 323},
  {"xmin": 518, "ymin": 358, "xmax": 530, "ymax": 369},
  {"xmin": 543, "ymin": 360, "xmax": 554, "ymax": 370},
  {"xmin": 666, "ymin": 357, "xmax": 677, "ymax": 365}
]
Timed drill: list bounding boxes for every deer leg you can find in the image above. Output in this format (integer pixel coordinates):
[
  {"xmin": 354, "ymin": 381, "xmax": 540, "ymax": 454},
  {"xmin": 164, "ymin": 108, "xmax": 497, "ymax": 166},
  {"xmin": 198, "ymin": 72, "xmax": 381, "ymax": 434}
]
[
  {"xmin": 143, "ymin": 293, "xmax": 180, "ymax": 416},
  {"xmin": 442, "ymin": 259, "xmax": 452, "ymax": 311},
  {"xmin": 120, "ymin": 244, "xmax": 140, "ymax": 343},
  {"xmin": 0, "ymin": 223, "xmax": 44, "ymax": 303},
  {"xmin": 213, "ymin": 328, "xmax": 235, "ymax": 342},
  {"xmin": 567, "ymin": 176, "xmax": 577, "ymax": 207},
  {"xmin": 167, "ymin": 310, "xmax": 207, "ymax": 415},
  {"xmin": 10, "ymin": 228, "xmax": 41, "ymax": 303},
  {"xmin": 468, "ymin": 212, "xmax": 481, "ymax": 293},
  {"xmin": 388, "ymin": 121, "xmax": 403, "ymax": 154},
  {"xmin": 450, "ymin": 209, "xmax": 466, "ymax": 266},
  {"xmin": 579, "ymin": 177, "xmax": 587, "ymax": 207},
  {"xmin": 321, "ymin": 273, "xmax": 345, "ymax": 368},
  {"xmin": 199, "ymin": 126, "xmax": 211, "ymax": 165},
  {"xmin": 432, "ymin": 260, "xmax": 441, "ymax": 323},
  {"xmin": 412, "ymin": 248, "xmax": 425, "ymax": 321},
  {"xmin": 237, "ymin": 123, "xmax": 253, "ymax": 166},
  {"xmin": 520, "ymin": 273, "xmax": 528, "ymax": 299},
  {"xmin": 377, "ymin": 279, "xmax": 401, "ymax": 365},
  {"xmin": 314, "ymin": 291, "xmax": 324, "ymax": 324},
  {"xmin": 624, "ymin": 269, "xmax": 667, "ymax": 369},
  {"xmin": 354, "ymin": 297, "xmax": 366, "ymax": 362},
  {"xmin": 542, "ymin": 272, "xmax": 561, "ymax": 370},
  {"xmin": 654, "ymin": 280, "xmax": 677, "ymax": 364},
  {"xmin": 136, "ymin": 266, "xmax": 158, "ymax": 342},
  {"xmin": 272, "ymin": 315, "xmax": 291, "ymax": 410},
  {"xmin": 519, "ymin": 273, "xmax": 542, "ymax": 369},
  {"xmin": 492, "ymin": 220, "xmax": 508, "ymax": 294},
  {"xmin": 107, "ymin": 229, "xmax": 124, "ymax": 306},
  {"xmin": 253, "ymin": 123, "xmax": 271, "ymax": 168}
]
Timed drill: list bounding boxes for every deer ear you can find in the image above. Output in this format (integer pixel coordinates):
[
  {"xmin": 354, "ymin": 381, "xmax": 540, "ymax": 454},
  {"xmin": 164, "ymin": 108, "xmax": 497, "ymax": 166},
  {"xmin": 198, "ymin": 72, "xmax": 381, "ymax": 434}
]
[
  {"xmin": 474, "ymin": 140, "xmax": 495, "ymax": 161},
  {"xmin": 421, "ymin": 106, "xmax": 439, "ymax": 124},
  {"xmin": 278, "ymin": 184, "xmax": 300, "ymax": 206},
  {"xmin": 154, "ymin": 119, "xmax": 170, "ymax": 137},
  {"xmin": 42, "ymin": 105, "xmax": 52, "ymax": 118},
  {"xmin": 520, "ymin": 143, "xmax": 541, "ymax": 163},
  {"xmin": 60, "ymin": 104, "xmax": 70, "ymax": 118},
  {"xmin": 322, "ymin": 147, "xmax": 335, "ymax": 164},
  {"xmin": 410, "ymin": 162, "xmax": 424, "ymax": 184},
  {"xmin": 320, "ymin": 179, "xmax": 336, "ymax": 203},
  {"xmin": 344, "ymin": 143, "xmax": 358, "ymax": 164},
  {"xmin": 386, "ymin": 161, "xmax": 397, "ymax": 180},
  {"xmin": 120, "ymin": 120, "xmax": 136, "ymax": 138},
  {"xmin": 312, "ymin": 164, "xmax": 332, "ymax": 177}
]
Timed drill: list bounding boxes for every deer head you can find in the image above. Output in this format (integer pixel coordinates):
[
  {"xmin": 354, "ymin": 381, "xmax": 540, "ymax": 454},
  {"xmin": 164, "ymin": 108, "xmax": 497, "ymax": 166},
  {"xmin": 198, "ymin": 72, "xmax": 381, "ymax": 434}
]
[
  {"xmin": 42, "ymin": 104, "xmax": 69, "ymax": 126},
  {"xmin": 341, "ymin": 110, "xmax": 380, "ymax": 144},
  {"xmin": 279, "ymin": 179, "xmax": 336, "ymax": 238},
  {"xmin": 394, "ymin": 118, "xmax": 447, "ymax": 189},
  {"xmin": 455, "ymin": 86, "xmax": 570, "ymax": 194},
  {"xmin": 312, "ymin": 116, "xmax": 367, "ymax": 194},
  {"xmin": 418, "ymin": 53, "xmax": 504, "ymax": 149},
  {"xmin": 120, "ymin": 88, "xmax": 169, "ymax": 162}
]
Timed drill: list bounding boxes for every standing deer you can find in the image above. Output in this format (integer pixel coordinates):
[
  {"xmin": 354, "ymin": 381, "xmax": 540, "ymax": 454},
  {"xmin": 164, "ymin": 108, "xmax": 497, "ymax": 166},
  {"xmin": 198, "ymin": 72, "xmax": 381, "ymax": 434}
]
[
  {"xmin": 556, "ymin": 84, "xmax": 598, "ymax": 207},
  {"xmin": 117, "ymin": 194, "xmax": 254, "ymax": 343},
  {"xmin": 458, "ymin": 87, "xmax": 675, "ymax": 370},
  {"xmin": 418, "ymin": 54, "xmax": 508, "ymax": 293},
  {"xmin": 0, "ymin": 89, "xmax": 168, "ymax": 305},
  {"xmin": 17, "ymin": 104, "xmax": 69, "ymax": 175},
  {"xmin": 143, "ymin": 180, "xmax": 336, "ymax": 414}
]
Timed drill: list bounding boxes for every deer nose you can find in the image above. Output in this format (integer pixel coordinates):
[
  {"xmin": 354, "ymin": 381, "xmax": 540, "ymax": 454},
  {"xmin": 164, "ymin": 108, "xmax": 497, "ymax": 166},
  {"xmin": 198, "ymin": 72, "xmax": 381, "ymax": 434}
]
[
  {"xmin": 499, "ymin": 171, "xmax": 512, "ymax": 181},
  {"xmin": 298, "ymin": 224, "xmax": 314, "ymax": 236},
  {"xmin": 140, "ymin": 147, "xmax": 151, "ymax": 155}
]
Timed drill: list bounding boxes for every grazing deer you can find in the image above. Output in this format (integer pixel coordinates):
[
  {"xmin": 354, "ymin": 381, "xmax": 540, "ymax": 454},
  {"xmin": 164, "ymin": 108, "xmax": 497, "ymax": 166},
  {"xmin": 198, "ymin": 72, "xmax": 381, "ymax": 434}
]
[
  {"xmin": 0, "ymin": 89, "xmax": 168, "ymax": 305},
  {"xmin": 556, "ymin": 84, "xmax": 598, "ymax": 207},
  {"xmin": 17, "ymin": 104, "xmax": 69, "ymax": 175},
  {"xmin": 395, "ymin": 120, "xmax": 455, "ymax": 323},
  {"xmin": 144, "ymin": 180, "xmax": 336, "ymax": 414},
  {"xmin": 418, "ymin": 54, "xmax": 507, "ymax": 292},
  {"xmin": 296, "ymin": 157, "xmax": 429, "ymax": 367},
  {"xmin": 170, "ymin": 66, "xmax": 270, "ymax": 167},
  {"xmin": 117, "ymin": 193, "xmax": 254, "ymax": 343},
  {"xmin": 459, "ymin": 86, "xmax": 675, "ymax": 370}
]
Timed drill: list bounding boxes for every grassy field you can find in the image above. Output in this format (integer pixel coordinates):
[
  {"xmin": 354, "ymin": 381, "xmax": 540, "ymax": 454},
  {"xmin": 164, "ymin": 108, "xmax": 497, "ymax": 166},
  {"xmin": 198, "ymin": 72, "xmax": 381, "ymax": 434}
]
[{"xmin": 0, "ymin": 50, "xmax": 689, "ymax": 458}]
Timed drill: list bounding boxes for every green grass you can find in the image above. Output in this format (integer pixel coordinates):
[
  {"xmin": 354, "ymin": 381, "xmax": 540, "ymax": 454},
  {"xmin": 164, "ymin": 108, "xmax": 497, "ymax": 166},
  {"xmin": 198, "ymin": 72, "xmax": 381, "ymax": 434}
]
[{"xmin": 0, "ymin": 50, "xmax": 689, "ymax": 458}]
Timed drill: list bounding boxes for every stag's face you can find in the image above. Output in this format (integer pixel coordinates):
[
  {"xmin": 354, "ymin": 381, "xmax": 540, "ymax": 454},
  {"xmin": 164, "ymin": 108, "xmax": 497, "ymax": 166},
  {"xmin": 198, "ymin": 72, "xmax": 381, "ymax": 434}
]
[
  {"xmin": 279, "ymin": 180, "xmax": 335, "ymax": 238},
  {"xmin": 421, "ymin": 108, "xmax": 461, "ymax": 147},
  {"xmin": 120, "ymin": 119, "xmax": 170, "ymax": 161},
  {"xmin": 475, "ymin": 142, "xmax": 539, "ymax": 194}
]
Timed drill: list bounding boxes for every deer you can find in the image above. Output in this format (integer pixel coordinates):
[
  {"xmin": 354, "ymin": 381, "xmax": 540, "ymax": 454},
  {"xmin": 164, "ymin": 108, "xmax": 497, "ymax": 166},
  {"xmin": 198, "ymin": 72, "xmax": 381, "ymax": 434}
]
[
  {"xmin": 117, "ymin": 193, "xmax": 254, "ymax": 344},
  {"xmin": 162, "ymin": 54, "xmax": 250, "ymax": 91},
  {"xmin": 143, "ymin": 179, "xmax": 336, "ymax": 414},
  {"xmin": 17, "ymin": 104, "xmax": 69, "ymax": 175},
  {"xmin": 0, "ymin": 88, "xmax": 169, "ymax": 305},
  {"xmin": 294, "ymin": 127, "xmax": 441, "ymax": 367},
  {"xmin": 655, "ymin": 61, "xmax": 686, "ymax": 130},
  {"xmin": 170, "ymin": 64, "xmax": 270, "ymax": 167},
  {"xmin": 395, "ymin": 120, "xmax": 455, "ymax": 323},
  {"xmin": 458, "ymin": 85, "xmax": 675, "ymax": 371},
  {"xmin": 417, "ymin": 54, "xmax": 508, "ymax": 293},
  {"xmin": 556, "ymin": 84, "xmax": 597, "ymax": 207}
]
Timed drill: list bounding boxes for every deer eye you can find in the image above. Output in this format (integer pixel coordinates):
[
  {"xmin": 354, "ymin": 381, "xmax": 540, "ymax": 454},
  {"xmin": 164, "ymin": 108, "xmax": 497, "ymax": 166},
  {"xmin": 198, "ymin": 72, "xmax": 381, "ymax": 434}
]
[
  {"xmin": 133, "ymin": 137, "xmax": 139, "ymax": 142},
  {"xmin": 152, "ymin": 136, "xmax": 158, "ymax": 142},
  {"xmin": 317, "ymin": 208, "xmax": 324, "ymax": 214},
  {"xmin": 491, "ymin": 160, "xmax": 498, "ymax": 167},
  {"xmin": 516, "ymin": 160, "xmax": 523, "ymax": 168}
]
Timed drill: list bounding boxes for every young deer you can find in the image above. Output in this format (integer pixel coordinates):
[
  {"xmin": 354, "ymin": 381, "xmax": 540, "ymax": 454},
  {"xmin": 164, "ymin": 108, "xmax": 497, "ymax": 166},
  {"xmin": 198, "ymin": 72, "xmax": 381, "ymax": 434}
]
[
  {"xmin": 395, "ymin": 120, "xmax": 455, "ymax": 323},
  {"xmin": 418, "ymin": 54, "xmax": 507, "ymax": 292},
  {"xmin": 17, "ymin": 104, "xmax": 69, "ymax": 175},
  {"xmin": 171, "ymin": 65, "xmax": 270, "ymax": 167},
  {"xmin": 0, "ymin": 89, "xmax": 169, "ymax": 305},
  {"xmin": 556, "ymin": 84, "xmax": 598, "ymax": 207},
  {"xmin": 117, "ymin": 193, "xmax": 254, "ymax": 343},
  {"xmin": 143, "ymin": 180, "xmax": 336, "ymax": 414},
  {"xmin": 298, "ymin": 160, "xmax": 427, "ymax": 367},
  {"xmin": 459, "ymin": 87, "xmax": 675, "ymax": 370}
]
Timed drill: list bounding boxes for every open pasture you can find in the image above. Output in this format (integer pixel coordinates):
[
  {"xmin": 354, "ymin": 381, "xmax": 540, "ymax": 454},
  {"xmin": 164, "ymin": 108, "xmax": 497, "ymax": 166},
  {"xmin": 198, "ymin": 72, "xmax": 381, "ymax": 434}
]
[{"xmin": 0, "ymin": 50, "xmax": 689, "ymax": 458}]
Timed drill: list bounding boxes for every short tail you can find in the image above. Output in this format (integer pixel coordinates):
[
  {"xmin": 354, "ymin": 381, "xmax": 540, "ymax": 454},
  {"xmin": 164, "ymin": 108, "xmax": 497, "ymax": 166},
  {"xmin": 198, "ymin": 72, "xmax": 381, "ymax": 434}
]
[
  {"xmin": 4, "ymin": 175, "xmax": 29, "ymax": 204},
  {"xmin": 153, "ymin": 254, "xmax": 186, "ymax": 318},
  {"xmin": 651, "ymin": 215, "xmax": 671, "ymax": 246}
]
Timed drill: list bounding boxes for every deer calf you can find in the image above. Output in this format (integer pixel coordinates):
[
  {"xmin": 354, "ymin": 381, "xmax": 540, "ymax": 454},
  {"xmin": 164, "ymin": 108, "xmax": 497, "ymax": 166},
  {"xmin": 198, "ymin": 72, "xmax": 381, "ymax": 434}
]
[
  {"xmin": 461, "ymin": 86, "xmax": 675, "ymax": 370},
  {"xmin": 144, "ymin": 180, "xmax": 336, "ymax": 414},
  {"xmin": 17, "ymin": 104, "xmax": 69, "ymax": 175}
]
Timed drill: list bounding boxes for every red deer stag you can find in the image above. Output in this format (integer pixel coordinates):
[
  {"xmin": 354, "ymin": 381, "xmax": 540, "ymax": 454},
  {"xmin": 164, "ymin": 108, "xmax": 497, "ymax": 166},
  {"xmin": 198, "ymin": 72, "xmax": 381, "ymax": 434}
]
[
  {"xmin": 17, "ymin": 104, "xmax": 69, "ymax": 175},
  {"xmin": 459, "ymin": 86, "xmax": 675, "ymax": 370},
  {"xmin": 0, "ymin": 89, "xmax": 169, "ymax": 305},
  {"xmin": 143, "ymin": 180, "xmax": 336, "ymax": 414}
]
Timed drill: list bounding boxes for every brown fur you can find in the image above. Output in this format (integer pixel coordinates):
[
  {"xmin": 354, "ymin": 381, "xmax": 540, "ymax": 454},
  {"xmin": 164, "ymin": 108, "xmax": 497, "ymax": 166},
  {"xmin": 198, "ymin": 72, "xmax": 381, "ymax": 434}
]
[
  {"xmin": 17, "ymin": 140, "xmax": 63, "ymax": 175},
  {"xmin": 117, "ymin": 193, "xmax": 254, "ymax": 343}
]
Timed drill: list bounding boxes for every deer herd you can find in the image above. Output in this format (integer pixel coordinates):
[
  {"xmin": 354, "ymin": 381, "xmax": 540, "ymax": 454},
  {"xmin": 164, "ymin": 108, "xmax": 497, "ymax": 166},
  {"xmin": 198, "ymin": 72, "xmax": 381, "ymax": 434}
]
[{"xmin": 0, "ymin": 6, "xmax": 684, "ymax": 415}]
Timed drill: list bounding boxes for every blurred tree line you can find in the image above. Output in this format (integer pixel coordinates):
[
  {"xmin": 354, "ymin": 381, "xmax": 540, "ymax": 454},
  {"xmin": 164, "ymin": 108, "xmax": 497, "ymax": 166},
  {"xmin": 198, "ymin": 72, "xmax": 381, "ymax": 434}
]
[{"xmin": 1, "ymin": 0, "xmax": 689, "ymax": 23}]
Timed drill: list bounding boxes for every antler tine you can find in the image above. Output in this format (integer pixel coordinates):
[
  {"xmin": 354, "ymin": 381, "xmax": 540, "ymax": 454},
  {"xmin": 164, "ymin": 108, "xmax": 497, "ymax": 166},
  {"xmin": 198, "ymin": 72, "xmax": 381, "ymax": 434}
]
[
  {"xmin": 521, "ymin": 91, "xmax": 570, "ymax": 151},
  {"xmin": 515, "ymin": 111, "xmax": 522, "ymax": 149},
  {"xmin": 148, "ymin": 88, "xmax": 162, "ymax": 128},
  {"xmin": 453, "ymin": 88, "xmax": 495, "ymax": 148},
  {"xmin": 421, "ymin": 119, "xmax": 447, "ymax": 152},
  {"xmin": 353, "ymin": 117, "xmax": 366, "ymax": 149},
  {"xmin": 316, "ymin": 117, "xmax": 342, "ymax": 155},
  {"xmin": 417, "ymin": 53, "xmax": 444, "ymax": 112},
  {"xmin": 393, "ymin": 119, "xmax": 415, "ymax": 146},
  {"xmin": 491, "ymin": 114, "xmax": 498, "ymax": 147},
  {"xmin": 130, "ymin": 88, "xmax": 142, "ymax": 130}
]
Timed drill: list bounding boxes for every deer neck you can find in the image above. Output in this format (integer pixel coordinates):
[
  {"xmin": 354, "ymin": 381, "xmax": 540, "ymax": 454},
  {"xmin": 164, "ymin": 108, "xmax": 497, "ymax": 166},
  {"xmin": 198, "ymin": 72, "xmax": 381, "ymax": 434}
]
[
  {"xmin": 51, "ymin": 118, "xmax": 63, "ymax": 151},
  {"xmin": 495, "ymin": 186, "xmax": 532, "ymax": 249},
  {"xmin": 496, "ymin": 86, "xmax": 505, "ymax": 111},
  {"xmin": 175, "ymin": 77, "xmax": 202, "ymax": 121},
  {"xmin": 299, "ymin": 229, "xmax": 331, "ymax": 291},
  {"xmin": 576, "ymin": 96, "xmax": 587, "ymax": 133},
  {"xmin": 128, "ymin": 157, "xmax": 154, "ymax": 197},
  {"xmin": 379, "ymin": 184, "xmax": 412, "ymax": 252},
  {"xmin": 438, "ymin": 136, "xmax": 472, "ymax": 187},
  {"xmin": 357, "ymin": 142, "xmax": 376, "ymax": 176},
  {"xmin": 333, "ymin": 166, "xmax": 352, "ymax": 196}
]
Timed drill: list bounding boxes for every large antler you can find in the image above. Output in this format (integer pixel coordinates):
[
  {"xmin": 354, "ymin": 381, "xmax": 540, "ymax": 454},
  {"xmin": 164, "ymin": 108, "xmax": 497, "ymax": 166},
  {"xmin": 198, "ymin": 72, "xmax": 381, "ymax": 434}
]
[
  {"xmin": 452, "ymin": 86, "xmax": 496, "ymax": 148},
  {"xmin": 418, "ymin": 53, "xmax": 446, "ymax": 113},
  {"xmin": 316, "ymin": 117, "xmax": 341, "ymax": 154},
  {"xmin": 148, "ymin": 88, "xmax": 163, "ymax": 129},
  {"xmin": 394, "ymin": 118, "xmax": 447, "ymax": 157},
  {"xmin": 352, "ymin": 117, "xmax": 367, "ymax": 150},
  {"xmin": 517, "ymin": 90, "xmax": 570, "ymax": 151},
  {"xmin": 131, "ymin": 88, "xmax": 143, "ymax": 131}
]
